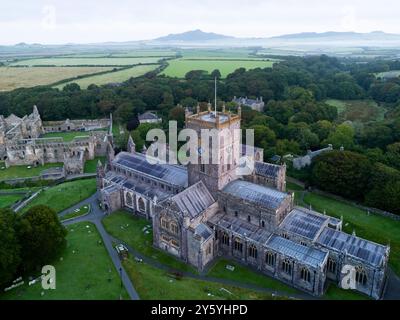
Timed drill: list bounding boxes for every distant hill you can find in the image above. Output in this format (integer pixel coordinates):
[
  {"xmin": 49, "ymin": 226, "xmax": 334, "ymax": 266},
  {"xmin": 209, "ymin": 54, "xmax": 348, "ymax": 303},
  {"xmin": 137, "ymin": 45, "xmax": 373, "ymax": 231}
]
[
  {"xmin": 154, "ymin": 29, "xmax": 235, "ymax": 42},
  {"xmin": 270, "ymin": 31, "xmax": 400, "ymax": 41}
]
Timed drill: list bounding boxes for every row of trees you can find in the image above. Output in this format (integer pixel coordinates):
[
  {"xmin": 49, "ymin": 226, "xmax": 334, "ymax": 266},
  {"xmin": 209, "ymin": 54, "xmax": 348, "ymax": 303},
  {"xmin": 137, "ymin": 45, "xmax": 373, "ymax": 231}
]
[
  {"xmin": 311, "ymin": 151, "xmax": 400, "ymax": 214},
  {"xmin": 0, "ymin": 205, "xmax": 67, "ymax": 289}
]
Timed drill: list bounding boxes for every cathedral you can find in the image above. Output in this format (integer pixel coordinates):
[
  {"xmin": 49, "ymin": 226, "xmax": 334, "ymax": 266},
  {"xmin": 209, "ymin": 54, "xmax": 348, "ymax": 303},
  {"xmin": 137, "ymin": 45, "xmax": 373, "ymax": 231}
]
[{"xmin": 97, "ymin": 105, "xmax": 389, "ymax": 299}]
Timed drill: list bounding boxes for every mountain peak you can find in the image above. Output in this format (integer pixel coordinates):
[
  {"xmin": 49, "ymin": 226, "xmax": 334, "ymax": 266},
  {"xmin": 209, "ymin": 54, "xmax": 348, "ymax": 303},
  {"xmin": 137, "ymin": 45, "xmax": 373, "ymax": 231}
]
[{"xmin": 155, "ymin": 29, "xmax": 234, "ymax": 42}]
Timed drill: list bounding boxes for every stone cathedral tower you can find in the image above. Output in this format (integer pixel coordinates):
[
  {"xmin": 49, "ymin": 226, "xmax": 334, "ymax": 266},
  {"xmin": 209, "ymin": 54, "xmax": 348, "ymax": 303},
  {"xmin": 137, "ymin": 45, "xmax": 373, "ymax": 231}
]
[{"xmin": 185, "ymin": 104, "xmax": 242, "ymax": 193}]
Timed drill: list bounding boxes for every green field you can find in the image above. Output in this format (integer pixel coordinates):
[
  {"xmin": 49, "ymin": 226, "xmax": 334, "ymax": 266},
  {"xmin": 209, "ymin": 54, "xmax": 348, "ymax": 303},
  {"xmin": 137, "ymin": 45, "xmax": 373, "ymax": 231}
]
[
  {"xmin": 11, "ymin": 57, "xmax": 162, "ymax": 67},
  {"xmin": 102, "ymin": 210, "xmax": 197, "ymax": 273},
  {"xmin": 1, "ymin": 222, "xmax": 129, "ymax": 300},
  {"xmin": 302, "ymin": 192, "xmax": 400, "ymax": 275},
  {"xmin": 161, "ymin": 58, "xmax": 275, "ymax": 78},
  {"xmin": 325, "ymin": 99, "xmax": 386, "ymax": 122},
  {"xmin": 57, "ymin": 65, "xmax": 159, "ymax": 89},
  {"xmin": 123, "ymin": 257, "xmax": 284, "ymax": 300},
  {"xmin": 0, "ymin": 162, "xmax": 63, "ymax": 180},
  {"xmin": 0, "ymin": 66, "xmax": 114, "ymax": 91},
  {"xmin": 0, "ymin": 194, "xmax": 24, "ymax": 208},
  {"xmin": 60, "ymin": 204, "xmax": 91, "ymax": 221},
  {"xmin": 23, "ymin": 179, "xmax": 97, "ymax": 213},
  {"xmin": 41, "ymin": 131, "xmax": 90, "ymax": 141},
  {"xmin": 84, "ymin": 156, "xmax": 106, "ymax": 173}
]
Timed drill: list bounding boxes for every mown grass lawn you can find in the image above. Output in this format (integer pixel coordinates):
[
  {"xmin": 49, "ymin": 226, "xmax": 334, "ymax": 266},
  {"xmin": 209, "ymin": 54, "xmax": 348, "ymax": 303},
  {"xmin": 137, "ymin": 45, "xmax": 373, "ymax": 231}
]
[
  {"xmin": 302, "ymin": 192, "xmax": 400, "ymax": 275},
  {"xmin": 60, "ymin": 204, "xmax": 91, "ymax": 221},
  {"xmin": 0, "ymin": 162, "xmax": 63, "ymax": 179},
  {"xmin": 102, "ymin": 210, "xmax": 197, "ymax": 273},
  {"xmin": 286, "ymin": 181, "xmax": 305, "ymax": 191},
  {"xmin": 1, "ymin": 222, "xmax": 129, "ymax": 300},
  {"xmin": 23, "ymin": 179, "xmax": 97, "ymax": 213},
  {"xmin": 324, "ymin": 283, "xmax": 369, "ymax": 300},
  {"xmin": 0, "ymin": 194, "xmax": 24, "ymax": 208},
  {"xmin": 41, "ymin": 131, "xmax": 90, "ymax": 142},
  {"xmin": 84, "ymin": 156, "xmax": 106, "ymax": 173},
  {"xmin": 123, "ymin": 258, "xmax": 285, "ymax": 300},
  {"xmin": 207, "ymin": 258, "xmax": 299, "ymax": 295}
]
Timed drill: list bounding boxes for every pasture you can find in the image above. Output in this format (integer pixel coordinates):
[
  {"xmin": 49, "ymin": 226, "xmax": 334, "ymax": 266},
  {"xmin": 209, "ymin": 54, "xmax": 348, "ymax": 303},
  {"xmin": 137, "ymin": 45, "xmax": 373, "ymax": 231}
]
[
  {"xmin": 41, "ymin": 131, "xmax": 90, "ymax": 141},
  {"xmin": 10, "ymin": 57, "xmax": 162, "ymax": 67},
  {"xmin": 0, "ymin": 66, "xmax": 114, "ymax": 91},
  {"xmin": 57, "ymin": 64, "xmax": 159, "ymax": 89},
  {"xmin": 325, "ymin": 99, "xmax": 386, "ymax": 122},
  {"xmin": 1, "ymin": 222, "xmax": 129, "ymax": 300},
  {"xmin": 0, "ymin": 162, "xmax": 63, "ymax": 180},
  {"xmin": 161, "ymin": 58, "xmax": 275, "ymax": 78}
]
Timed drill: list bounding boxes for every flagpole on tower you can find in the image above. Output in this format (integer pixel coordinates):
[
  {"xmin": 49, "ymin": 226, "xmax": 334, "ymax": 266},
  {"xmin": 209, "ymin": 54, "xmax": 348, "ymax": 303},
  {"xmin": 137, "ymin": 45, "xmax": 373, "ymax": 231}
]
[{"xmin": 214, "ymin": 77, "xmax": 217, "ymax": 115}]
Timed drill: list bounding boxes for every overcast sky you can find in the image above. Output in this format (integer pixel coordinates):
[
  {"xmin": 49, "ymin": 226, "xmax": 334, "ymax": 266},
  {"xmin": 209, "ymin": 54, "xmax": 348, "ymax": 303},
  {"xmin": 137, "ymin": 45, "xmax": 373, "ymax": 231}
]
[{"xmin": 0, "ymin": 0, "xmax": 399, "ymax": 45}]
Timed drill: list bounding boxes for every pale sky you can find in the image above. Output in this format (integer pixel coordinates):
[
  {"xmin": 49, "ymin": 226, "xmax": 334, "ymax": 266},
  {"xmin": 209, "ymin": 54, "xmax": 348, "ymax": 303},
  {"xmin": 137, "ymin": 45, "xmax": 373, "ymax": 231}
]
[{"xmin": 0, "ymin": 0, "xmax": 399, "ymax": 45}]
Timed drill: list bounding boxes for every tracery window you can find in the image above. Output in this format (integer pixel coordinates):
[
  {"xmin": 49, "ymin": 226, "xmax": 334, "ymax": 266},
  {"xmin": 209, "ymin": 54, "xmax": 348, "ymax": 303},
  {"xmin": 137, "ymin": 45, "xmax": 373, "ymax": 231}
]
[
  {"xmin": 300, "ymin": 267, "xmax": 311, "ymax": 282},
  {"xmin": 282, "ymin": 259, "xmax": 292, "ymax": 275},
  {"xmin": 265, "ymin": 252, "xmax": 276, "ymax": 266},
  {"xmin": 356, "ymin": 267, "xmax": 367, "ymax": 286},
  {"xmin": 221, "ymin": 232, "xmax": 229, "ymax": 245},
  {"xmin": 125, "ymin": 192, "xmax": 133, "ymax": 207},
  {"xmin": 170, "ymin": 222, "xmax": 179, "ymax": 235},
  {"xmin": 234, "ymin": 238, "xmax": 243, "ymax": 253},
  {"xmin": 248, "ymin": 244, "xmax": 258, "ymax": 259},
  {"xmin": 327, "ymin": 258, "xmax": 337, "ymax": 273}
]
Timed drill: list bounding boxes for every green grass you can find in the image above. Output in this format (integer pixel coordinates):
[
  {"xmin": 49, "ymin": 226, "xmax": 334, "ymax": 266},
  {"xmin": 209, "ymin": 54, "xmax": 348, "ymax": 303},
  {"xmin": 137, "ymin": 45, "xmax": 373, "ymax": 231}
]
[
  {"xmin": 161, "ymin": 58, "xmax": 275, "ymax": 78},
  {"xmin": 41, "ymin": 131, "xmax": 90, "ymax": 142},
  {"xmin": 23, "ymin": 179, "xmax": 97, "ymax": 213},
  {"xmin": 0, "ymin": 194, "xmax": 24, "ymax": 208},
  {"xmin": 325, "ymin": 99, "xmax": 386, "ymax": 122},
  {"xmin": 286, "ymin": 181, "xmax": 305, "ymax": 191},
  {"xmin": 84, "ymin": 156, "xmax": 106, "ymax": 173},
  {"xmin": 324, "ymin": 283, "xmax": 369, "ymax": 300},
  {"xmin": 207, "ymin": 259, "xmax": 299, "ymax": 295},
  {"xmin": 0, "ymin": 162, "xmax": 63, "ymax": 180},
  {"xmin": 302, "ymin": 192, "xmax": 400, "ymax": 275},
  {"xmin": 60, "ymin": 204, "xmax": 91, "ymax": 221},
  {"xmin": 1, "ymin": 222, "xmax": 129, "ymax": 300},
  {"xmin": 102, "ymin": 210, "xmax": 197, "ymax": 273},
  {"xmin": 57, "ymin": 65, "xmax": 159, "ymax": 89},
  {"xmin": 123, "ymin": 258, "xmax": 286, "ymax": 300},
  {"xmin": 11, "ymin": 57, "xmax": 162, "ymax": 67}
]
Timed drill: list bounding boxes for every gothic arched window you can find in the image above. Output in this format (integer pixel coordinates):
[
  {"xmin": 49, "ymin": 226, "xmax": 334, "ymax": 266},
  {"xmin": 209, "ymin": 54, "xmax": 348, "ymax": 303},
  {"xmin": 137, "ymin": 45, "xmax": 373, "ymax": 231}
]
[
  {"xmin": 125, "ymin": 193, "xmax": 133, "ymax": 207},
  {"xmin": 138, "ymin": 198, "xmax": 145, "ymax": 213},
  {"xmin": 170, "ymin": 222, "xmax": 179, "ymax": 235},
  {"xmin": 356, "ymin": 267, "xmax": 367, "ymax": 286},
  {"xmin": 282, "ymin": 259, "xmax": 292, "ymax": 275},
  {"xmin": 248, "ymin": 244, "xmax": 258, "ymax": 259},
  {"xmin": 234, "ymin": 238, "xmax": 243, "ymax": 253},
  {"xmin": 327, "ymin": 258, "xmax": 337, "ymax": 273},
  {"xmin": 221, "ymin": 232, "xmax": 229, "ymax": 246},
  {"xmin": 161, "ymin": 217, "xmax": 168, "ymax": 230},
  {"xmin": 300, "ymin": 267, "xmax": 311, "ymax": 282},
  {"xmin": 265, "ymin": 252, "xmax": 275, "ymax": 266}
]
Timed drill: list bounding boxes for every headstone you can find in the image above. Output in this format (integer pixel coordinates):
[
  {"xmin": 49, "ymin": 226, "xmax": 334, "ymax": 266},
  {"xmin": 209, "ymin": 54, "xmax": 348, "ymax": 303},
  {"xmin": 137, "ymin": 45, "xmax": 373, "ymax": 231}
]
[{"xmin": 226, "ymin": 265, "xmax": 235, "ymax": 271}]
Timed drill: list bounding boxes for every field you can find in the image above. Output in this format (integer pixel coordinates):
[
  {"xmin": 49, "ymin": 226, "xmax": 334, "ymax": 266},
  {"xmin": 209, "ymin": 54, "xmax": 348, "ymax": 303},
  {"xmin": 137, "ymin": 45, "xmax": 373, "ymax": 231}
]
[
  {"xmin": 10, "ymin": 57, "xmax": 162, "ymax": 66},
  {"xmin": 1, "ymin": 222, "xmax": 129, "ymax": 300},
  {"xmin": 84, "ymin": 156, "xmax": 106, "ymax": 173},
  {"xmin": 325, "ymin": 99, "xmax": 386, "ymax": 122},
  {"xmin": 23, "ymin": 178, "xmax": 97, "ymax": 213},
  {"xmin": 123, "ymin": 258, "xmax": 284, "ymax": 300},
  {"xmin": 57, "ymin": 65, "xmax": 159, "ymax": 89},
  {"xmin": 302, "ymin": 192, "xmax": 400, "ymax": 275},
  {"xmin": 41, "ymin": 131, "xmax": 90, "ymax": 141},
  {"xmin": 0, "ymin": 194, "xmax": 24, "ymax": 208},
  {"xmin": 0, "ymin": 162, "xmax": 63, "ymax": 180},
  {"xmin": 162, "ymin": 58, "xmax": 275, "ymax": 78},
  {"xmin": 376, "ymin": 70, "xmax": 400, "ymax": 79},
  {"xmin": 0, "ymin": 66, "xmax": 114, "ymax": 91},
  {"xmin": 102, "ymin": 210, "xmax": 197, "ymax": 273}
]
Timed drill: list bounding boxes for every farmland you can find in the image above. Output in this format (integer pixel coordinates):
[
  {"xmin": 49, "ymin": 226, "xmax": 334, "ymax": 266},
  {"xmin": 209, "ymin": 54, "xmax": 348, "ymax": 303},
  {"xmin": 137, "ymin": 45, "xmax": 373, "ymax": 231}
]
[
  {"xmin": 325, "ymin": 99, "xmax": 387, "ymax": 122},
  {"xmin": 161, "ymin": 58, "xmax": 275, "ymax": 78},
  {"xmin": 10, "ymin": 57, "xmax": 162, "ymax": 66},
  {"xmin": 56, "ymin": 64, "xmax": 159, "ymax": 89},
  {"xmin": 0, "ymin": 66, "xmax": 114, "ymax": 91}
]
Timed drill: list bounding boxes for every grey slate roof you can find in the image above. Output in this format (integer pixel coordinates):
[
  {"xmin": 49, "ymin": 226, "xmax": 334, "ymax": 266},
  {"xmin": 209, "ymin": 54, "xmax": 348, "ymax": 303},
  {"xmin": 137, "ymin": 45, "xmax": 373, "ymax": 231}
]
[
  {"xmin": 209, "ymin": 213, "xmax": 271, "ymax": 244},
  {"xmin": 317, "ymin": 227, "xmax": 387, "ymax": 267},
  {"xmin": 267, "ymin": 234, "xmax": 328, "ymax": 268},
  {"xmin": 122, "ymin": 180, "xmax": 171, "ymax": 201},
  {"xmin": 113, "ymin": 152, "xmax": 188, "ymax": 188},
  {"xmin": 255, "ymin": 161, "xmax": 282, "ymax": 178},
  {"xmin": 280, "ymin": 208, "xmax": 328, "ymax": 240},
  {"xmin": 222, "ymin": 180, "xmax": 289, "ymax": 209},
  {"xmin": 138, "ymin": 111, "xmax": 160, "ymax": 121},
  {"xmin": 171, "ymin": 181, "xmax": 215, "ymax": 218}
]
